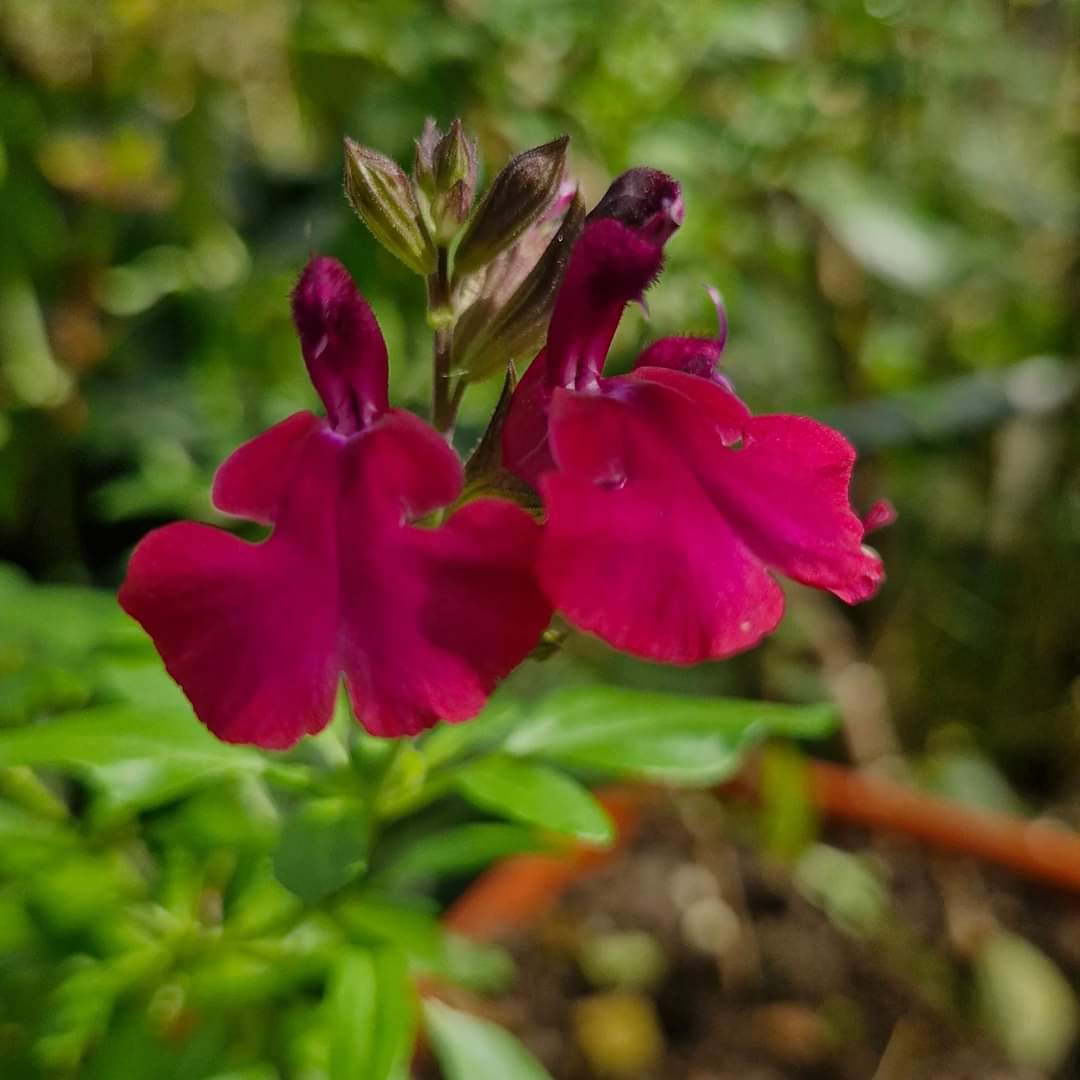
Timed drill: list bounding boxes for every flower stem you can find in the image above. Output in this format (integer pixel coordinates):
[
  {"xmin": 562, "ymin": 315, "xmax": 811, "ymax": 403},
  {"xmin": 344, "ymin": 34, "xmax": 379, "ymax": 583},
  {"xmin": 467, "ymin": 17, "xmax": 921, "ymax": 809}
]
[{"xmin": 428, "ymin": 247, "xmax": 459, "ymax": 435}]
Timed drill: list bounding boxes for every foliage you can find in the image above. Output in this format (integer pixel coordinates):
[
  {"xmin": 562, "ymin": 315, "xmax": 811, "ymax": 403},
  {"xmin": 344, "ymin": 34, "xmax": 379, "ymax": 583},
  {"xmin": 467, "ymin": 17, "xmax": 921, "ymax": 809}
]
[{"xmin": 1, "ymin": 0, "xmax": 1078, "ymax": 1075}]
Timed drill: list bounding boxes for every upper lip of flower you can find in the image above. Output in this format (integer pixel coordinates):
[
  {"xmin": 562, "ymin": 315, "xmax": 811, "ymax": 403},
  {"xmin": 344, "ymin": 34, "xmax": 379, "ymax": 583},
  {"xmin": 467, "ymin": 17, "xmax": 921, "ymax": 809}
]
[{"xmin": 290, "ymin": 256, "xmax": 390, "ymax": 436}]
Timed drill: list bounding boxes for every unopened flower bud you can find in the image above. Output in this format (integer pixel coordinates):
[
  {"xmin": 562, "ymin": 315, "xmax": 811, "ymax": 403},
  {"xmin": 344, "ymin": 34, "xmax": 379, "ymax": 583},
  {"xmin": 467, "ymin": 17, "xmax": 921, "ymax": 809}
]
[
  {"xmin": 413, "ymin": 117, "xmax": 441, "ymax": 197},
  {"xmin": 453, "ymin": 135, "xmax": 569, "ymax": 278},
  {"xmin": 433, "ymin": 179, "xmax": 473, "ymax": 245},
  {"xmin": 453, "ymin": 192, "xmax": 585, "ymax": 382},
  {"xmin": 434, "ymin": 119, "xmax": 477, "ymax": 199},
  {"xmin": 587, "ymin": 167, "xmax": 684, "ymax": 246},
  {"xmin": 428, "ymin": 120, "xmax": 478, "ymax": 244},
  {"xmin": 344, "ymin": 137, "xmax": 437, "ymax": 276}
]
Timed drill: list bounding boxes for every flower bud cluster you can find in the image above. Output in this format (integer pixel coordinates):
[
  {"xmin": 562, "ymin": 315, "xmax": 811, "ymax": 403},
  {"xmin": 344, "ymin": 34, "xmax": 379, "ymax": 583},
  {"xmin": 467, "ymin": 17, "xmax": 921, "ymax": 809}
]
[{"xmin": 345, "ymin": 119, "xmax": 574, "ymax": 397}]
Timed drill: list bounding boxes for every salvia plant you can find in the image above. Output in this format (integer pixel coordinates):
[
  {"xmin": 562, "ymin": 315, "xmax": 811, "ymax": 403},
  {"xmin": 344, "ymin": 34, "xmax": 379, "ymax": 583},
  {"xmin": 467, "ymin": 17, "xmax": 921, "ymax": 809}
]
[{"xmin": 1, "ymin": 120, "xmax": 889, "ymax": 1079}]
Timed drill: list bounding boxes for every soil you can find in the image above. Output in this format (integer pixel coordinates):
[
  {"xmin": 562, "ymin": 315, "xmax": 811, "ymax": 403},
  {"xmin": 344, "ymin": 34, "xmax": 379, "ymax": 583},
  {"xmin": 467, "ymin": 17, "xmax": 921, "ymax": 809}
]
[{"xmin": 431, "ymin": 793, "xmax": 1080, "ymax": 1079}]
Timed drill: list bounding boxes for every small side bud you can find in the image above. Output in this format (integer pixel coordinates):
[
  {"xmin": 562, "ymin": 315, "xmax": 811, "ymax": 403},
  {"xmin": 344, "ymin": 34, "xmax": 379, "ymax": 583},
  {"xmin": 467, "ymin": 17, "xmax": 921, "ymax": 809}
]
[
  {"xmin": 434, "ymin": 119, "xmax": 477, "ymax": 199},
  {"xmin": 433, "ymin": 179, "xmax": 473, "ymax": 244},
  {"xmin": 453, "ymin": 135, "xmax": 569, "ymax": 278},
  {"xmin": 429, "ymin": 120, "xmax": 478, "ymax": 244},
  {"xmin": 413, "ymin": 117, "xmax": 442, "ymax": 196},
  {"xmin": 344, "ymin": 137, "xmax": 437, "ymax": 276},
  {"xmin": 453, "ymin": 192, "xmax": 586, "ymax": 382}
]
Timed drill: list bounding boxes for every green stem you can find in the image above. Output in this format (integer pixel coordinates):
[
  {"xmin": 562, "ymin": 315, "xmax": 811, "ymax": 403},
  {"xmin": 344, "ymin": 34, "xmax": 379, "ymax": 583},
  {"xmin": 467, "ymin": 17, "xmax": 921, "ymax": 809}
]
[{"xmin": 428, "ymin": 247, "xmax": 465, "ymax": 435}]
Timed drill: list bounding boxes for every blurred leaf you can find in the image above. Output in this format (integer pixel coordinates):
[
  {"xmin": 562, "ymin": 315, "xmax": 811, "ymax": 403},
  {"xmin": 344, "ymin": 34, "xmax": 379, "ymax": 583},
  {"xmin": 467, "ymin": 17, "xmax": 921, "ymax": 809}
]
[
  {"xmin": 0, "ymin": 564, "xmax": 135, "ymax": 654},
  {"xmin": 273, "ymin": 797, "xmax": 371, "ymax": 904},
  {"xmin": 504, "ymin": 686, "xmax": 836, "ymax": 784},
  {"xmin": 975, "ymin": 930, "xmax": 1078, "ymax": 1072},
  {"xmin": 0, "ymin": 664, "xmax": 93, "ymax": 726},
  {"xmin": 793, "ymin": 844, "xmax": 889, "ymax": 938},
  {"xmin": 920, "ymin": 747, "xmax": 1026, "ymax": 816},
  {"xmin": 0, "ymin": 705, "xmax": 304, "ymax": 820},
  {"xmin": 423, "ymin": 999, "xmax": 554, "ymax": 1080},
  {"xmin": 418, "ymin": 697, "xmax": 524, "ymax": 769},
  {"xmin": 326, "ymin": 947, "xmax": 414, "ymax": 1080},
  {"xmin": 759, "ymin": 743, "xmax": 818, "ymax": 859},
  {"xmin": 374, "ymin": 822, "xmax": 545, "ymax": 889},
  {"xmin": 454, "ymin": 755, "xmax": 614, "ymax": 845},
  {"xmin": 0, "ymin": 275, "xmax": 72, "ymax": 407},
  {"xmin": 0, "ymin": 704, "xmax": 253, "ymax": 771},
  {"xmin": 438, "ymin": 934, "xmax": 516, "ymax": 995},
  {"xmin": 796, "ymin": 163, "xmax": 964, "ymax": 293},
  {"xmin": 337, "ymin": 894, "xmax": 512, "ymax": 991},
  {"xmin": 579, "ymin": 931, "xmax": 667, "ymax": 992}
]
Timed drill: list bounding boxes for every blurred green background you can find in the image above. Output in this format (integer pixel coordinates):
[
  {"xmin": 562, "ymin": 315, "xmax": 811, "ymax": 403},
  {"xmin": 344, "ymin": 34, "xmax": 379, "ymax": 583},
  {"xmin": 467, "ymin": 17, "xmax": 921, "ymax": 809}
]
[
  {"xmin": 3, "ymin": 0, "xmax": 1077, "ymax": 774},
  {"xmin": 1, "ymin": 0, "xmax": 1078, "ymax": 1075}
]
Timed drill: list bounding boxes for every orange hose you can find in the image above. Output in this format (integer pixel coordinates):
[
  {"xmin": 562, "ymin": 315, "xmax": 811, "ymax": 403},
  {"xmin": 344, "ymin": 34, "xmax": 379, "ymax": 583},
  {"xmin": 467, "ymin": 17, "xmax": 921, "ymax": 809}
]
[
  {"xmin": 444, "ymin": 763, "xmax": 1080, "ymax": 946},
  {"xmin": 805, "ymin": 759, "xmax": 1080, "ymax": 893}
]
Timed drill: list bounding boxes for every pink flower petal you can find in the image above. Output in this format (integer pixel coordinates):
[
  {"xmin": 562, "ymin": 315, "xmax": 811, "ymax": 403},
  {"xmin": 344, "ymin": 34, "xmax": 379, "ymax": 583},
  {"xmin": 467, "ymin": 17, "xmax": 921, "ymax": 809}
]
[
  {"xmin": 633, "ymin": 335, "xmax": 725, "ymax": 382},
  {"xmin": 629, "ymin": 366, "xmax": 749, "ymax": 446},
  {"xmin": 122, "ymin": 415, "xmax": 550, "ymax": 745},
  {"xmin": 120, "ymin": 429, "xmax": 345, "ymax": 748},
  {"xmin": 338, "ymin": 412, "xmax": 550, "ymax": 736},
  {"xmin": 538, "ymin": 389, "xmax": 784, "ymax": 662},
  {"xmin": 502, "ymin": 348, "xmax": 557, "ymax": 488},
  {"xmin": 546, "ymin": 218, "xmax": 666, "ymax": 390},
  {"xmin": 212, "ymin": 411, "xmax": 323, "ymax": 524},
  {"xmin": 629, "ymin": 374, "xmax": 884, "ymax": 604},
  {"xmin": 631, "ymin": 288, "xmax": 731, "ymax": 385},
  {"xmin": 344, "ymin": 408, "xmax": 463, "ymax": 523}
]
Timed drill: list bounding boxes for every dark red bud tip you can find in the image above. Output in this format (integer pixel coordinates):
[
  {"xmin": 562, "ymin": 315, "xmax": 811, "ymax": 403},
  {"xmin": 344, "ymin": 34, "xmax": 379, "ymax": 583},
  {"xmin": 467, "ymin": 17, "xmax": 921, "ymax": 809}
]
[
  {"xmin": 291, "ymin": 257, "xmax": 389, "ymax": 435},
  {"xmin": 587, "ymin": 167, "xmax": 683, "ymax": 247}
]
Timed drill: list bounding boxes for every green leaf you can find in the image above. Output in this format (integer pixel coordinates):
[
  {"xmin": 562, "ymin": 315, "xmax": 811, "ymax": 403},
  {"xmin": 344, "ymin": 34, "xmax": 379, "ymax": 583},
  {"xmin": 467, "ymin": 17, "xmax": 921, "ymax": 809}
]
[
  {"xmin": 454, "ymin": 755, "xmax": 614, "ymax": 845},
  {"xmin": 796, "ymin": 162, "xmax": 963, "ymax": 293},
  {"xmin": 327, "ymin": 947, "xmax": 415, "ymax": 1080},
  {"xmin": 0, "ymin": 704, "xmax": 295, "ymax": 820},
  {"xmin": 0, "ymin": 704, "xmax": 261, "ymax": 772},
  {"xmin": 273, "ymin": 797, "xmax": 371, "ymax": 904},
  {"xmin": 418, "ymin": 697, "xmax": 523, "ymax": 770},
  {"xmin": 374, "ymin": 822, "xmax": 545, "ymax": 889},
  {"xmin": 424, "ymin": 999, "xmax": 554, "ymax": 1080},
  {"xmin": 504, "ymin": 686, "xmax": 836, "ymax": 784},
  {"xmin": 337, "ymin": 894, "xmax": 513, "ymax": 992}
]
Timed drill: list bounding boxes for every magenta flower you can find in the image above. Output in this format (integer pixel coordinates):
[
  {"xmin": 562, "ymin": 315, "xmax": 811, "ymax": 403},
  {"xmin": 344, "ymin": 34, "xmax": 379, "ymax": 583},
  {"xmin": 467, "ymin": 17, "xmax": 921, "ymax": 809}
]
[
  {"xmin": 120, "ymin": 257, "xmax": 550, "ymax": 748},
  {"xmin": 502, "ymin": 170, "xmax": 888, "ymax": 664}
]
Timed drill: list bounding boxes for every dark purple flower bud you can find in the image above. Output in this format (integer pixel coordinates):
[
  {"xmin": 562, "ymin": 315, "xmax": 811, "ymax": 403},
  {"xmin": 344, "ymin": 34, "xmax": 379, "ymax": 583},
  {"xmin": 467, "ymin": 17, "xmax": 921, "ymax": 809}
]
[
  {"xmin": 454, "ymin": 135, "xmax": 569, "ymax": 277},
  {"xmin": 587, "ymin": 167, "xmax": 684, "ymax": 246},
  {"xmin": 453, "ymin": 192, "xmax": 586, "ymax": 382}
]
